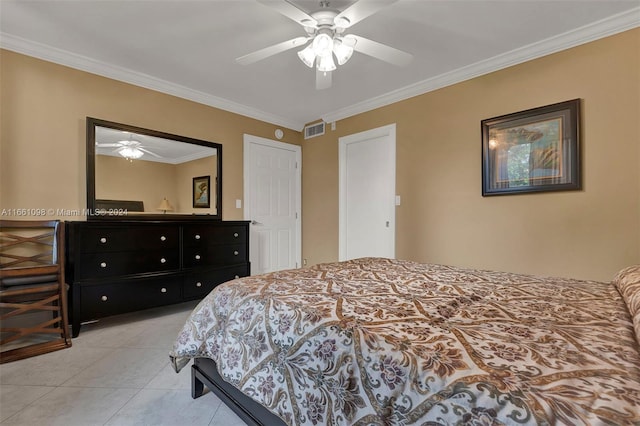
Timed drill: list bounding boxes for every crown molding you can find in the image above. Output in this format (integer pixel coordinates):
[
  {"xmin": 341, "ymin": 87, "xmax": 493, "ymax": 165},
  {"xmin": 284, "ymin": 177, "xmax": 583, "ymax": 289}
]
[
  {"xmin": 321, "ymin": 6, "xmax": 640, "ymax": 124},
  {"xmin": 0, "ymin": 33, "xmax": 304, "ymax": 131},
  {"xmin": 2, "ymin": 6, "xmax": 638, "ymax": 132}
]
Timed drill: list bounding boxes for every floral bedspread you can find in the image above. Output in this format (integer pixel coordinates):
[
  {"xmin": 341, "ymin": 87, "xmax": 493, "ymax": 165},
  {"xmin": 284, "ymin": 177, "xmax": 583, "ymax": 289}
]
[{"xmin": 170, "ymin": 257, "xmax": 640, "ymax": 425}]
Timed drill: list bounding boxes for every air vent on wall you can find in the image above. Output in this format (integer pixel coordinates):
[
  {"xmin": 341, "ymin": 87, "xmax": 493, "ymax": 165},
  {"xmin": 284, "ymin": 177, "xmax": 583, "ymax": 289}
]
[{"xmin": 304, "ymin": 121, "xmax": 325, "ymax": 139}]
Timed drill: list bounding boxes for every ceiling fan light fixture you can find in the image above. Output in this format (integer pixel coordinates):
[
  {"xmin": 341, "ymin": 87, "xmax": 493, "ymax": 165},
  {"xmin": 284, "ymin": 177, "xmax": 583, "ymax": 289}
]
[
  {"xmin": 238, "ymin": 1, "xmax": 414, "ymax": 90},
  {"xmin": 316, "ymin": 53, "xmax": 336, "ymax": 72},
  {"xmin": 312, "ymin": 32, "xmax": 333, "ymax": 57},
  {"xmin": 297, "ymin": 44, "xmax": 316, "ymax": 68},
  {"xmin": 333, "ymin": 39, "xmax": 354, "ymax": 65},
  {"xmin": 117, "ymin": 146, "xmax": 144, "ymax": 160}
]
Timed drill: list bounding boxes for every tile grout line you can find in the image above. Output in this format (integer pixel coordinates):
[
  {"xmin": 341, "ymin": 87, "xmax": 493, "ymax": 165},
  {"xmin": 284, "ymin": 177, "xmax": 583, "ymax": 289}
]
[{"xmin": 100, "ymin": 387, "xmax": 146, "ymax": 426}]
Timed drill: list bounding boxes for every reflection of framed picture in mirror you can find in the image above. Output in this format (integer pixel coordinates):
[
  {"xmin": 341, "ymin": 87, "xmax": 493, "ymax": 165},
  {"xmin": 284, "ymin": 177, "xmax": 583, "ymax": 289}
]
[
  {"xmin": 193, "ymin": 175, "xmax": 210, "ymax": 208},
  {"xmin": 482, "ymin": 99, "xmax": 580, "ymax": 196}
]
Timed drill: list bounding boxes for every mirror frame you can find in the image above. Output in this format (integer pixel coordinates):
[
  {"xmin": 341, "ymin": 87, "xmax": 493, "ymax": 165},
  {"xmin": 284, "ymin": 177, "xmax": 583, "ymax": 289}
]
[{"xmin": 86, "ymin": 117, "xmax": 222, "ymax": 221}]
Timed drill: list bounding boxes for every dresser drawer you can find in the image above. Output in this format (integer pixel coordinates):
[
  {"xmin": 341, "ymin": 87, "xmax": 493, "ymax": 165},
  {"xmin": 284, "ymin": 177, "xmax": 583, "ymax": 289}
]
[
  {"xmin": 78, "ymin": 249, "xmax": 179, "ymax": 279},
  {"xmin": 183, "ymin": 243, "xmax": 247, "ymax": 268},
  {"xmin": 78, "ymin": 225, "xmax": 179, "ymax": 252},
  {"xmin": 65, "ymin": 220, "xmax": 251, "ymax": 337},
  {"xmin": 80, "ymin": 277, "xmax": 182, "ymax": 320},
  {"xmin": 183, "ymin": 264, "xmax": 250, "ymax": 299},
  {"xmin": 183, "ymin": 225, "xmax": 246, "ymax": 247}
]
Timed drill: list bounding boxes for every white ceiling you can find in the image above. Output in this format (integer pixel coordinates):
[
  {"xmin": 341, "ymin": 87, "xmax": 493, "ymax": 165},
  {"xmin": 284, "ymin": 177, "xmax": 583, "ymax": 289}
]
[
  {"xmin": 95, "ymin": 125, "xmax": 217, "ymax": 164},
  {"xmin": 1, "ymin": 0, "xmax": 639, "ymax": 131}
]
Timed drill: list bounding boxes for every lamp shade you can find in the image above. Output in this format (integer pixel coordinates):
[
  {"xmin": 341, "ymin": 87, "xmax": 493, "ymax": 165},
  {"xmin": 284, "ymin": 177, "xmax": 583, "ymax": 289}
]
[
  {"xmin": 312, "ymin": 33, "xmax": 333, "ymax": 57},
  {"xmin": 316, "ymin": 53, "xmax": 336, "ymax": 72},
  {"xmin": 297, "ymin": 44, "xmax": 316, "ymax": 68},
  {"xmin": 333, "ymin": 40, "xmax": 354, "ymax": 65},
  {"xmin": 157, "ymin": 197, "xmax": 174, "ymax": 213}
]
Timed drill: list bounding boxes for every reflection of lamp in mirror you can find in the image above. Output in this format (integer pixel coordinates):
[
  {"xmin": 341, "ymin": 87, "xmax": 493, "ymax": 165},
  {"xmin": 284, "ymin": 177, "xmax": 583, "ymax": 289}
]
[{"xmin": 157, "ymin": 197, "xmax": 174, "ymax": 214}]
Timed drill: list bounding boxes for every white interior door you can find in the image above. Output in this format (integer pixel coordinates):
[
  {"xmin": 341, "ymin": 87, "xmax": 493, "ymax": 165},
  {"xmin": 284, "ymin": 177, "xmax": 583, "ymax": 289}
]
[
  {"xmin": 339, "ymin": 124, "xmax": 396, "ymax": 261},
  {"xmin": 244, "ymin": 134, "xmax": 301, "ymax": 275}
]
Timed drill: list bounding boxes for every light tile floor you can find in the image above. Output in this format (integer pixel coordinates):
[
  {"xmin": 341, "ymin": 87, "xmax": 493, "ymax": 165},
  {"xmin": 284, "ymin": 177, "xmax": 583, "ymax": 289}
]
[{"xmin": 0, "ymin": 301, "xmax": 246, "ymax": 426}]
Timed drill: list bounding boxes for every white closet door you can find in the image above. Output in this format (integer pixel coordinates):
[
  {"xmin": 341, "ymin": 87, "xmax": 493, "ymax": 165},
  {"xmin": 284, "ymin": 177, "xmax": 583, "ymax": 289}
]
[{"xmin": 339, "ymin": 124, "xmax": 396, "ymax": 261}]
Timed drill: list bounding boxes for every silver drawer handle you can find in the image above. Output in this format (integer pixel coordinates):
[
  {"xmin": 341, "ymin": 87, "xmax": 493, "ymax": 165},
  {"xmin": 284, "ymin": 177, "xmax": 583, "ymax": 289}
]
[
  {"xmin": 233, "ymin": 233, "xmax": 239, "ymax": 237},
  {"xmin": 160, "ymin": 258, "xmax": 166, "ymax": 263},
  {"xmin": 195, "ymin": 254, "xmax": 201, "ymax": 260},
  {"xmin": 195, "ymin": 234, "xmax": 201, "ymax": 240},
  {"xmin": 161, "ymin": 287, "xmax": 167, "ymax": 293},
  {"xmin": 100, "ymin": 237, "xmax": 107, "ymax": 243},
  {"xmin": 196, "ymin": 282, "xmax": 202, "ymax": 287},
  {"xmin": 101, "ymin": 295, "xmax": 108, "ymax": 302},
  {"xmin": 100, "ymin": 262, "xmax": 107, "ymax": 268},
  {"xmin": 233, "ymin": 251, "xmax": 239, "ymax": 256},
  {"xmin": 160, "ymin": 236, "xmax": 166, "ymax": 241}
]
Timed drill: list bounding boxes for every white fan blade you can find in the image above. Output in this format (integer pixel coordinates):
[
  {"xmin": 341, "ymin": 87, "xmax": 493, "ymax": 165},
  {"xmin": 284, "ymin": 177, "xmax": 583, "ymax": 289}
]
[
  {"xmin": 334, "ymin": 0, "xmax": 397, "ymax": 29},
  {"xmin": 236, "ymin": 36, "xmax": 310, "ymax": 65},
  {"xmin": 96, "ymin": 143, "xmax": 122, "ymax": 147},
  {"xmin": 138, "ymin": 148, "xmax": 163, "ymax": 158},
  {"xmin": 316, "ymin": 69, "xmax": 332, "ymax": 90},
  {"xmin": 257, "ymin": 0, "xmax": 317, "ymax": 27},
  {"xmin": 346, "ymin": 34, "xmax": 412, "ymax": 66}
]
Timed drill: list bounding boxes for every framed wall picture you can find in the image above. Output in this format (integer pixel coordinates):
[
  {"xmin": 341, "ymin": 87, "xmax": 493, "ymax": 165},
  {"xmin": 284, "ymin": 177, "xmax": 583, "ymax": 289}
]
[
  {"xmin": 481, "ymin": 99, "xmax": 580, "ymax": 196},
  {"xmin": 193, "ymin": 175, "xmax": 210, "ymax": 208}
]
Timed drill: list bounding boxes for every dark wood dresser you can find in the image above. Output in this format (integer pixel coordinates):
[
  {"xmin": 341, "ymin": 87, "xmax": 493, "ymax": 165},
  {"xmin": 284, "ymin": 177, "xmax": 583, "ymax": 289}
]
[{"xmin": 65, "ymin": 220, "xmax": 249, "ymax": 337}]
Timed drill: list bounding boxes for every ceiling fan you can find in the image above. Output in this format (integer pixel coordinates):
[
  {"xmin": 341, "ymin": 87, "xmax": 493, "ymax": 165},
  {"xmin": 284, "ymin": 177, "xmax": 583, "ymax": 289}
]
[
  {"xmin": 237, "ymin": 0, "xmax": 413, "ymax": 89},
  {"xmin": 96, "ymin": 136, "xmax": 163, "ymax": 162}
]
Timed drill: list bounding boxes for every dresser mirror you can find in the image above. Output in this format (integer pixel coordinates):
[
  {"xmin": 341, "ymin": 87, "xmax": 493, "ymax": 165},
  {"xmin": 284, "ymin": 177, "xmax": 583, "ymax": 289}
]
[{"xmin": 87, "ymin": 117, "xmax": 222, "ymax": 220}]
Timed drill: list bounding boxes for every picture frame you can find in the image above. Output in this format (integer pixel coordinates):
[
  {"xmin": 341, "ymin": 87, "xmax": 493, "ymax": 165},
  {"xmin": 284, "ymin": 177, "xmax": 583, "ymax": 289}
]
[
  {"xmin": 193, "ymin": 175, "xmax": 211, "ymax": 208},
  {"xmin": 481, "ymin": 99, "xmax": 580, "ymax": 196}
]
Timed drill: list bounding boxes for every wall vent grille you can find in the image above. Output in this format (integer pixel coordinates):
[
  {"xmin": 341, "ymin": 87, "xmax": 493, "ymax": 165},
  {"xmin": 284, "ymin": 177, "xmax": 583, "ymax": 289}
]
[{"xmin": 304, "ymin": 122, "xmax": 325, "ymax": 139}]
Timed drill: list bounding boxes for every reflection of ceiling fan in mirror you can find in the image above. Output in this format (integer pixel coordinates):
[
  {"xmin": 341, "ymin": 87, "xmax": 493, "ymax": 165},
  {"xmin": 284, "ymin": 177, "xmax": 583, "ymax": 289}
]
[
  {"xmin": 96, "ymin": 136, "xmax": 163, "ymax": 162},
  {"xmin": 236, "ymin": 0, "xmax": 413, "ymax": 89}
]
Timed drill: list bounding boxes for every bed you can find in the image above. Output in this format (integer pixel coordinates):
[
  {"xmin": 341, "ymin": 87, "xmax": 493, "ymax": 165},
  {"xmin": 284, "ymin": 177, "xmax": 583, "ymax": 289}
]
[{"xmin": 170, "ymin": 257, "xmax": 640, "ymax": 425}]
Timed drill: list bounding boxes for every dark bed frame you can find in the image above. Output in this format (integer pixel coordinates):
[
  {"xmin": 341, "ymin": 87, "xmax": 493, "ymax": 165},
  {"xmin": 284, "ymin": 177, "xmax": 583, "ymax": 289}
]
[{"xmin": 192, "ymin": 358, "xmax": 288, "ymax": 426}]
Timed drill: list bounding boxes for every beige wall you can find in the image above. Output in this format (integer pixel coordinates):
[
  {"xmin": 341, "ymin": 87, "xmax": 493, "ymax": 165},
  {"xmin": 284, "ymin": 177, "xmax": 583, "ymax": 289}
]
[
  {"xmin": 302, "ymin": 29, "xmax": 640, "ymax": 282},
  {"xmin": 96, "ymin": 154, "xmax": 178, "ymax": 213},
  {"xmin": 96, "ymin": 154, "xmax": 217, "ymax": 214},
  {"xmin": 0, "ymin": 50, "xmax": 302, "ymax": 222},
  {"xmin": 2, "ymin": 29, "xmax": 638, "ymax": 283}
]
